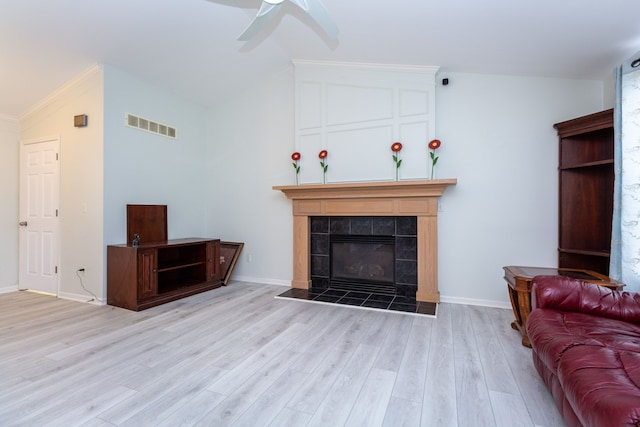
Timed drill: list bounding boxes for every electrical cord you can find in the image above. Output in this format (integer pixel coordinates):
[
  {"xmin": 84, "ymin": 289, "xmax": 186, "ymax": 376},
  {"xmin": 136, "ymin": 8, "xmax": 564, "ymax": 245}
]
[{"xmin": 76, "ymin": 269, "xmax": 99, "ymax": 303}]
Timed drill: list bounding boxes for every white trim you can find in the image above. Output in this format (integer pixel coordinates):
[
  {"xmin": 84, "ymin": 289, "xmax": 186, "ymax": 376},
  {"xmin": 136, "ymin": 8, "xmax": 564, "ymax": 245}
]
[
  {"xmin": 0, "ymin": 285, "xmax": 19, "ymax": 294},
  {"xmin": 20, "ymin": 63, "xmax": 103, "ymax": 119},
  {"xmin": 292, "ymin": 59, "xmax": 440, "ymax": 75},
  {"xmin": 440, "ymin": 295, "xmax": 511, "ymax": 310},
  {"xmin": 21, "ymin": 134, "xmax": 60, "ymax": 146},
  {"xmin": 232, "ymin": 275, "xmax": 290, "ymax": 287},
  {"xmin": 233, "ymin": 276, "xmax": 512, "ymax": 309},
  {"xmin": 58, "ymin": 291, "xmax": 104, "ymax": 305}
]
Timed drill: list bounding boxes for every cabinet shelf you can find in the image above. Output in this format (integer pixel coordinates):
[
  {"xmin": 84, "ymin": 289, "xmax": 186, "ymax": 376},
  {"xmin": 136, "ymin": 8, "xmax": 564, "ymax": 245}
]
[
  {"xmin": 560, "ymin": 159, "xmax": 613, "ymax": 170},
  {"xmin": 157, "ymin": 261, "xmax": 205, "ymax": 273},
  {"xmin": 157, "ymin": 277, "xmax": 208, "ymax": 294},
  {"xmin": 558, "ymin": 248, "xmax": 610, "ymax": 257}
]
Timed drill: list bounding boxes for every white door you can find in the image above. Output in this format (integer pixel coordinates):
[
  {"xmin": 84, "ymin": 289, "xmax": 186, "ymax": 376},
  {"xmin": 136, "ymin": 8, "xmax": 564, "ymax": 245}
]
[{"xmin": 19, "ymin": 138, "xmax": 60, "ymax": 295}]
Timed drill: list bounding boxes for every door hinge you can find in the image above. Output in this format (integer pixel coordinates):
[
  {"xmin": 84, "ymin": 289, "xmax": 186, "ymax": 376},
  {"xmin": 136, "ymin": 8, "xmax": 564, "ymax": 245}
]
[
  {"xmin": 56, "ymin": 209, "xmax": 58, "ymax": 217},
  {"xmin": 56, "ymin": 153, "xmax": 59, "ymax": 160},
  {"xmin": 55, "ymin": 266, "xmax": 58, "ymax": 274}
]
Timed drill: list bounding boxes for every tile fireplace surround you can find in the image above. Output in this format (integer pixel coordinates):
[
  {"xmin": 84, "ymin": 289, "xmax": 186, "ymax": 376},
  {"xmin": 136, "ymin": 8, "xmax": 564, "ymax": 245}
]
[{"xmin": 273, "ymin": 179, "xmax": 457, "ymax": 303}]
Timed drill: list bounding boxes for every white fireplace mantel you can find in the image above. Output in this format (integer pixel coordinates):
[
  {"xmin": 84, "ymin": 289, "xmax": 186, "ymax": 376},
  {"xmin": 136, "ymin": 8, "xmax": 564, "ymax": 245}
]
[{"xmin": 273, "ymin": 179, "xmax": 457, "ymax": 303}]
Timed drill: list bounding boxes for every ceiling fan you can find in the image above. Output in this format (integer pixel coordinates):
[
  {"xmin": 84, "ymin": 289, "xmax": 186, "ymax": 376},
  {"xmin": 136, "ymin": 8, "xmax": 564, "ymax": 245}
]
[{"xmin": 238, "ymin": 0, "xmax": 339, "ymax": 41}]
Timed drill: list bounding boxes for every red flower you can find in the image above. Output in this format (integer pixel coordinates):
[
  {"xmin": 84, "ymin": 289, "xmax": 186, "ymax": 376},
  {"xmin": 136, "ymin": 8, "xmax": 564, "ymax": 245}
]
[
  {"xmin": 318, "ymin": 150, "xmax": 328, "ymax": 159},
  {"xmin": 291, "ymin": 152, "xmax": 301, "ymax": 184},
  {"xmin": 391, "ymin": 142, "xmax": 402, "ymax": 152},
  {"xmin": 428, "ymin": 139, "xmax": 441, "ymax": 179}
]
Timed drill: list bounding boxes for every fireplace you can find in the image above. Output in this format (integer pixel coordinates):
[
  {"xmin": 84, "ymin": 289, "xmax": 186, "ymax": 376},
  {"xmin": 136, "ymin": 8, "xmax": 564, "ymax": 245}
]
[
  {"xmin": 311, "ymin": 216, "xmax": 417, "ymax": 296},
  {"xmin": 273, "ymin": 179, "xmax": 457, "ymax": 303}
]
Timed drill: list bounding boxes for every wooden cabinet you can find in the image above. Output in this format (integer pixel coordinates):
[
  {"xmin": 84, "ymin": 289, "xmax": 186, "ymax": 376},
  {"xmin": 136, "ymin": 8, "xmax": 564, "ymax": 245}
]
[
  {"xmin": 554, "ymin": 109, "xmax": 614, "ymax": 275},
  {"xmin": 107, "ymin": 238, "xmax": 222, "ymax": 311}
]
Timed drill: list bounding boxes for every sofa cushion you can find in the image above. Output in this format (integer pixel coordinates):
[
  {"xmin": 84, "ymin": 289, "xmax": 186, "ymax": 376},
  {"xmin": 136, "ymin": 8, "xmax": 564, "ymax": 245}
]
[
  {"xmin": 528, "ymin": 309, "xmax": 640, "ymax": 372},
  {"xmin": 557, "ymin": 345, "xmax": 640, "ymax": 427},
  {"xmin": 528, "ymin": 307, "xmax": 640, "ymax": 427},
  {"xmin": 531, "ymin": 275, "xmax": 640, "ymax": 324}
]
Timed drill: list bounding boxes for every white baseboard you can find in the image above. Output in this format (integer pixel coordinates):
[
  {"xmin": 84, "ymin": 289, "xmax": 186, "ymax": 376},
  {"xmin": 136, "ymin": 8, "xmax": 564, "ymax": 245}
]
[
  {"xmin": 232, "ymin": 275, "xmax": 290, "ymax": 287},
  {"xmin": 58, "ymin": 291, "xmax": 105, "ymax": 306},
  {"xmin": 0, "ymin": 285, "xmax": 19, "ymax": 294},
  {"xmin": 440, "ymin": 295, "xmax": 511, "ymax": 309},
  {"xmin": 1, "ymin": 287, "xmax": 103, "ymax": 306},
  {"xmin": 7, "ymin": 277, "xmax": 511, "ymax": 310},
  {"xmin": 232, "ymin": 276, "xmax": 512, "ymax": 309}
]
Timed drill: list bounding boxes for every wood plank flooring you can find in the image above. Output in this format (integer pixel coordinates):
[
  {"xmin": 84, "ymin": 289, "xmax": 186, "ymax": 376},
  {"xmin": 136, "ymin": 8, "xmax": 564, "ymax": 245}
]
[{"xmin": 0, "ymin": 282, "xmax": 564, "ymax": 427}]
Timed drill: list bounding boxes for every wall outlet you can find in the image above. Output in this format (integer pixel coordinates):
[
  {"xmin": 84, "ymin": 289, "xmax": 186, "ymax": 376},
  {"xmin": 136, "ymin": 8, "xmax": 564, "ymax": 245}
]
[{"xmin": 247, "ymin": 253, "xmax": 252, "ymax": 263}]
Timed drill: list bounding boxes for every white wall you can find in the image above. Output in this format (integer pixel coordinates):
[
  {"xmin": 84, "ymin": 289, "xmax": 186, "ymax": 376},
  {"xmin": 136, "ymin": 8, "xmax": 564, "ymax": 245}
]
[
  {"xmin": 0, "ymin": 115, "xmax": 20, "ymax": 292},
  {"xmin": 20, "ymin": 66, "xmax": 105, "ymax": 302},
  {"xmin": 205, "ymin": 67, "xmax": 295, "ymax": 285},
  {"xmin": 435, "ymin": 72, "xmax": 603, "ymax": 305},
  {"xmin": 10, "ymin": 64, "xmax": 211, "ymax": 301},
  {"xmin": 206, "ymin": 68, "xmax": 604, "ymax": 305},
  {"xmin": 103, "ymin": 65, "xmax": 209, "ymax": 247}
]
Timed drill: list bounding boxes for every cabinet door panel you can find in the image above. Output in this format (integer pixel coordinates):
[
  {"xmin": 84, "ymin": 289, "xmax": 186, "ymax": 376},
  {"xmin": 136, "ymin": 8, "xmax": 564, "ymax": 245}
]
[
  {"xmin": 138, "ymin": 249, "xmax": 157, "ymax": 298},
  {"xmin": 206, "ymin": 241, "xmax": 221, "ymax": 282}
]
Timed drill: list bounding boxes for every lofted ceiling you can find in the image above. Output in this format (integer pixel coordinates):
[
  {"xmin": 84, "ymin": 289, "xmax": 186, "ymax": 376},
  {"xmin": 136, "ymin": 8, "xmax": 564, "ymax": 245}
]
[{"xmin": 2, "ymin": 0, "xmax": 639, "ymax": 117}]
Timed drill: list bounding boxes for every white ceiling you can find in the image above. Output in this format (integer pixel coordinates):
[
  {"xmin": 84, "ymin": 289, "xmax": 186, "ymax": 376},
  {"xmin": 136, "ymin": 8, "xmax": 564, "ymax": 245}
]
[{"xmin": 2, "ymin": 0, "xmax": 640, "ymax": 117}]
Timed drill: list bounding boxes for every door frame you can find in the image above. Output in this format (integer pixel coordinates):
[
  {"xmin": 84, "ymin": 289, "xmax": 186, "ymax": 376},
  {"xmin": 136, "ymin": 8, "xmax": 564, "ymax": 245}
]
[{"xmin": 19, "ymin": 135, "xmax": 61, "ymax": 295}]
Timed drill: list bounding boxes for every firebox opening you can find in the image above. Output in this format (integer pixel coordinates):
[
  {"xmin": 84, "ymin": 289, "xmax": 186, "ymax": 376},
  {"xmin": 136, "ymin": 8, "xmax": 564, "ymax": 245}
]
[{"xmin": 330, "ymin": 235, "xmax": 396, "ymax": 294}]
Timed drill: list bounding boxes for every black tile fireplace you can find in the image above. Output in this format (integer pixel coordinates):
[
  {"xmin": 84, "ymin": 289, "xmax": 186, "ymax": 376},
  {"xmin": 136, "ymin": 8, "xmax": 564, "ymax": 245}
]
[
  {"xmin": 277, "ymin": 215, "xmax": 435, "ymax": 316},
  {"xmin": 310, "ymin": 216, "xmax": 418, "ymax": 296}
]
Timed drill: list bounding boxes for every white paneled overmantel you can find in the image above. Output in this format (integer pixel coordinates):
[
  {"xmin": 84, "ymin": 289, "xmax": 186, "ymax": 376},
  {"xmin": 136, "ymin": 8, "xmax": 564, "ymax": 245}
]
[{"xmin": 293, "ymin": 60, "xmax": 439, "ymax": 184}]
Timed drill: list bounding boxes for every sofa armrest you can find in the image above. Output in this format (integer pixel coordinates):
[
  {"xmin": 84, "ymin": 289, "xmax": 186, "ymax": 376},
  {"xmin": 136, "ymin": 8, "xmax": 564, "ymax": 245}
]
[{"xmin": 531, "ymin": 275, "xmax": 640, "ymax": 324}]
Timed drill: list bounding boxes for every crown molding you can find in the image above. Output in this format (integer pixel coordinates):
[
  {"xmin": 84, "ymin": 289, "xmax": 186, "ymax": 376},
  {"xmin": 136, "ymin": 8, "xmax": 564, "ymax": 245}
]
[
  {"xmin": 292, "ymin": 59, "xmax": 440, "ymax": 75},
  {"xmin": 20, "ymin": 63, "xmax": 104, "ymax": 120}
]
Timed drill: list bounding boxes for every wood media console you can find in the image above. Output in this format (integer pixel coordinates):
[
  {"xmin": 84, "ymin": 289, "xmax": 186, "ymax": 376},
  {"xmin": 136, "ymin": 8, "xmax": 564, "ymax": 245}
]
[
  {"xmin": 107, "ymin": 205, "xmax": 222, "ymax": 311},
  {"xmin": 273, "ymin": 179, "xmax": 457, "ymax": 303}
]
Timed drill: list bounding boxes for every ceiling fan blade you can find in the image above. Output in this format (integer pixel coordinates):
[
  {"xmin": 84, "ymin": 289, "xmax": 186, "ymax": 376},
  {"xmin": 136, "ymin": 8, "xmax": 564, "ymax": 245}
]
[
  {"xmin": 238, "ymin": 2, "xmax": 282, "ymax": 41},
  {"xmin": 290, "ymin": 0, "xmax": 339, "ymax": 40}
]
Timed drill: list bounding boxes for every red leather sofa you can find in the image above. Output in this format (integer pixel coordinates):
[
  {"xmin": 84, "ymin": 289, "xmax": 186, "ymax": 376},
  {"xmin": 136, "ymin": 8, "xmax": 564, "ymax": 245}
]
[{"xmin": 527, "ymin": 275, "xmax": 640, "ymax": 427}]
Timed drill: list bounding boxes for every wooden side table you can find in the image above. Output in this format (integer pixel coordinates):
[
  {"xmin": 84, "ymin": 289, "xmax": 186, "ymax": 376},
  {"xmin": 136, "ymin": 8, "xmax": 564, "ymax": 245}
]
[{"xmin": 503, "ymin": 266, "xmax": 624, "ymax": 347}]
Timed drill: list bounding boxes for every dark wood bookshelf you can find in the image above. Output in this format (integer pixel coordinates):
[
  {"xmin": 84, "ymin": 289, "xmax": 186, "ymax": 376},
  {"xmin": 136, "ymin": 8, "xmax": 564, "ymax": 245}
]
[{"xmin": 554, "ymin": 109, "xmax": 614, "ymax": 275}]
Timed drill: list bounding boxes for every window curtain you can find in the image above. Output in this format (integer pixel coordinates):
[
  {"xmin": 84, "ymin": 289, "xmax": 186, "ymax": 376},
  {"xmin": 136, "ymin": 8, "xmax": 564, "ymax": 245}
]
[{"xmin": 610, "ymin": 52, "xmax": 640, "ymax": 292}]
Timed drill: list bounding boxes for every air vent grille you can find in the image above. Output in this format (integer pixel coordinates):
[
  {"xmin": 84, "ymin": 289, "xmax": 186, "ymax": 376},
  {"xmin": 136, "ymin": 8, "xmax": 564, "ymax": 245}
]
[{"xmin": 125, "ymin": 113, "xmax": 177, "ymax": 139}]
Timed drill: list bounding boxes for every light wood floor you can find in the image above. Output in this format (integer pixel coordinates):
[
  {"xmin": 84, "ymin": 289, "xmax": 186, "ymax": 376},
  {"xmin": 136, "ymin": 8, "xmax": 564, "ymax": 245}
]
[{"xmin": 0, "ymin": 281, "xmax": 564, "ymax": 427}]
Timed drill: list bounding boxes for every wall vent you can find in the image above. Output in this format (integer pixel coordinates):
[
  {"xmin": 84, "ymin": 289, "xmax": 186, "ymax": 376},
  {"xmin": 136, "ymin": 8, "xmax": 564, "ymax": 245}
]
[{"xmin": 125, "ymin": 113, "xmax": 177, "ymax": 139}]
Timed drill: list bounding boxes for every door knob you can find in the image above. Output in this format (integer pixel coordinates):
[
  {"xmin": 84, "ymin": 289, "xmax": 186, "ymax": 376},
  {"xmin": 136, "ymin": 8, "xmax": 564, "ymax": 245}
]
[{"xmin": 19, "ymin": 221, "xmax": 28, "ymax": 227}]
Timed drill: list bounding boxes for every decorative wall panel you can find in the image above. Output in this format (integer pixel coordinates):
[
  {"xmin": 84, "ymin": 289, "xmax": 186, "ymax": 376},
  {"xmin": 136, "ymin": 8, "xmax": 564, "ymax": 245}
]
[
  {"xmin": 298, "ymin": 82, "xmax": 322, "ymax": 130},
  {"xmin": 326, "ymin": 84, "xmax": 394, "ymax": 125},
  {"xmin": 294, "ymin": 61, "xmax": 438, "ymax": 184},
  {"xmin": 399, "ymin": 89, "xmax": 429, "ymax": 117},
  {"xmin": 326, "ymin": 126, "xmax": 394, "ymax": 182}
]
